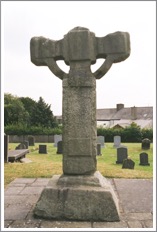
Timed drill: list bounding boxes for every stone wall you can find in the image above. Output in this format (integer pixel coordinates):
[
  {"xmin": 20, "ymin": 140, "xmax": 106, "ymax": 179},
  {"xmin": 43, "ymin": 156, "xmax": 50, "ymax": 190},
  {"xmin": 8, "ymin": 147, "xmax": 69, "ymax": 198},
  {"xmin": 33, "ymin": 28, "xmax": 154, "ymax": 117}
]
[{"xmin": 8, "ymin": 135, "xmax": 54, "ymax": 143}]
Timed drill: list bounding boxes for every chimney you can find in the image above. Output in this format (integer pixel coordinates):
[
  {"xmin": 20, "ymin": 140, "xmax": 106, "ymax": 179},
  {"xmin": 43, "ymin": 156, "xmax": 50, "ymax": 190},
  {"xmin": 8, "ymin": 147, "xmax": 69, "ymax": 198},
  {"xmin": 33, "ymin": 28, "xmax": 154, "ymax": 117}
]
[
  {"xmin": 131, "ymin": 106, "xmax": 137, "ymax": 120},
  {"xmin": 116, "ymin": 103, "xmax": 124, "ymax": 111}
]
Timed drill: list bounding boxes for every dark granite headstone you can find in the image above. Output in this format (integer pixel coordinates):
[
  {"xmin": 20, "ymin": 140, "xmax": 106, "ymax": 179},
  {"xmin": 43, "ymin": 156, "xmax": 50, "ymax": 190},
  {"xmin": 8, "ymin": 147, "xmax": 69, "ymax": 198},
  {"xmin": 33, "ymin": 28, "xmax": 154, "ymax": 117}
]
[
  {"xmin": 39, "ymin": 145, "xmax": 47, "ymax": 154},
  {"xmin": 122, "ymin": 158, "xmax": 135, "ymax": 169},
  {"xmin": 97, "ymin": 143, "xmax": 102, "ymax": 156},
  {"xmin": 139, "ymin": 152, "xmax": 150, "ymax": 166},
  {"xmin": 4, "ymin": 134, "xmax": 9, "ymax": 163},
  {"xmin": 141, "ymin": 138, "xmax": 150, "ymax": 150},
  {"xmin": 57, "ymin": 141, "xmax": 63, "ymax": 154},
  {"xmin": 28, "ymin": 136, "xmax": 35, "ymax": 146},
  {"xmin": 116, "ymin": 147, "xmax": 128, "ymax": 164}
]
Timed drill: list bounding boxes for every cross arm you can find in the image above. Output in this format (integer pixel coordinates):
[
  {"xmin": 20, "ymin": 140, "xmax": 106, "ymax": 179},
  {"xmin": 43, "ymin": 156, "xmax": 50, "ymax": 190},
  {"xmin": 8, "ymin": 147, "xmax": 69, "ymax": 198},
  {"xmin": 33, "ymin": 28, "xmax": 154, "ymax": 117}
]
[
  {"xmin": 94, "ymin": 31, "xmax": 130, "ymax": 79},
  {"xmin": 30, "ymin": 37, "xmax": 67, "ymax": 80}
]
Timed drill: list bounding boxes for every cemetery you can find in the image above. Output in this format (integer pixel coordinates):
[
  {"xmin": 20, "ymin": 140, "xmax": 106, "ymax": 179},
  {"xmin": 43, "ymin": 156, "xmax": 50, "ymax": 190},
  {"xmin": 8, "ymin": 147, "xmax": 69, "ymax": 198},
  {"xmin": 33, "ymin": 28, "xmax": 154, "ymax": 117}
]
[{"xmin": 4, "ymin": 25, "xmax": 153, "ymax": 227}]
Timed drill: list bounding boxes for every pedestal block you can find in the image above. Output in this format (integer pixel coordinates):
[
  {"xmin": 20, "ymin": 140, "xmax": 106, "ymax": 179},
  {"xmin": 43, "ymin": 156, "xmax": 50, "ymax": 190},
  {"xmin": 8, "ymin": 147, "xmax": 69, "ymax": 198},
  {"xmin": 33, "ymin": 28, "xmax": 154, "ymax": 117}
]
[{"xmin": 34, "ymin": 171, "xmax": 120, "ymax": 221}]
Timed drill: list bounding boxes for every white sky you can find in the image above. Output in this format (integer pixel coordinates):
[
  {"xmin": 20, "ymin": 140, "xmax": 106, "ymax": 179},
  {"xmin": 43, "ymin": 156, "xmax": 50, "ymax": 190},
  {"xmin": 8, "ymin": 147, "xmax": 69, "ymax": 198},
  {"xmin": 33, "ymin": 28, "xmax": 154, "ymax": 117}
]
[{"xmin": 2, "ymin": 1, "xmax": 156, "ymax": 115}]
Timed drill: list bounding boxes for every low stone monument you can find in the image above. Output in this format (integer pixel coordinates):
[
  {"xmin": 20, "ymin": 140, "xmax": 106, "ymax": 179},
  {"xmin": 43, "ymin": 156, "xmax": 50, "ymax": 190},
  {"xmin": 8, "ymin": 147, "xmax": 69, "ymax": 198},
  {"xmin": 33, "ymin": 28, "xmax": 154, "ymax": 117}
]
[
  {"xmin": 30, "ymin": 27, "xmax": 130, "ymax": 221},
  {"xmin": 97, "ymin": 136, "xmax": 105, "ymax": 147},
  {"xmin": 122, "ymin": 158, "xmax": 135, "ymax": 169},
  {"xmin": 113, "ymin": 135, "xmax": 121, "ymax": 148},
  {"xmin": 39, "ymin": 145, "xmax": 47, "ymax": 154},
  {"xmin": 141, "ymin": 138, "xmax": 151, "ymax": 150},
  {"xmin": 56, "ymin": 141, "xmax": 63, "ymax": 154},
  {"xmin": 28, "ymin": 136, "xmax": 35, "ymax": 146},
  {"xmin": 116, "ymin": 147, "xmax": 128, "ymax": 164},
  {"xmin": 54, "ymin": 134, "xmax": 62, "ymax": 147},
  {"xmin": 139, "ymin": 152, "xmax": 150, "ymax": 166},
  {"xmin": 97, "ymin": 143, "xmax": 102, "ymax": 156}
]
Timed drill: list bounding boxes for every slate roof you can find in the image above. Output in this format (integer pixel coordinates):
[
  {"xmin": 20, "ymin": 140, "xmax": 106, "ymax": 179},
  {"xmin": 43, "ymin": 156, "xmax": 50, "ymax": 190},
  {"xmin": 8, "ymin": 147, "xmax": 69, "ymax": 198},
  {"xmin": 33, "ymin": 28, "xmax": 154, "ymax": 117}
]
[{"xmin": 96, "ymin": 106, "xmax": 153, "ymax": 121}]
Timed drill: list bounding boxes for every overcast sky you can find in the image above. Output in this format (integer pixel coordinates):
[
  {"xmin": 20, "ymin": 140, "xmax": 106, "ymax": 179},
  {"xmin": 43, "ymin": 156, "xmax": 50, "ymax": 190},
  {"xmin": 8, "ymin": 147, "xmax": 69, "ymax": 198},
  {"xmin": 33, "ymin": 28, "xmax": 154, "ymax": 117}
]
[{"xmin": 2, "ymin": 1, "xmax": 156, "ymax": 115}]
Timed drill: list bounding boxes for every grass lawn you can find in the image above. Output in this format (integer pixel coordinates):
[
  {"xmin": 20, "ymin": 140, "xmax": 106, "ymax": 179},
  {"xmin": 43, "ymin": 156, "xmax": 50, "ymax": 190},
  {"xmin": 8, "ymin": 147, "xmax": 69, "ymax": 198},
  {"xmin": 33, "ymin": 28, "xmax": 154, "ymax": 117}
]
[{"xmin": 4, "ymin": 142, "xmax": 153, "ymax": 187}]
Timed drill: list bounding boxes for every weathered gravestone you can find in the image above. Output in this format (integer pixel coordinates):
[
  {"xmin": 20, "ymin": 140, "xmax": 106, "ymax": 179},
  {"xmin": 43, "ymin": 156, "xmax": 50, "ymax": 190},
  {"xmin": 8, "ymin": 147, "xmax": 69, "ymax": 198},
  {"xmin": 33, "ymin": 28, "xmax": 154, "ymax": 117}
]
[
  {"xmin": 97, "ymin": 143, "xmax": 102, "ymax": 156},
  {"xmin": 4, "ymin": 134, "xmax": 9, "ymax": 163},
  {"xmin": 122, "ymin": 158, "xmax": 135, "ymax": 169},
  {"xmin": 31, "ymin": 27, "xmax": 130, "ymax": 221},
  {"xmin": 23, "ymin": 140, "xmax": 29, "ymax": 149},
  {"xmin": 97, "ymin": 136, "xmax": 105, "ymax": 147},
  {"xmin": 139, "ymin": 152, "xmax": 150, "ymax": 166},
  {"xmin": 54, "ymin": 134, "xmax": 62, "ymax": 147},
  {"xmin": 113, "ymin": 135, "xmax": 121, "ymax": 148},
  {"xmin": 116, "ymin": 147, "xmax": 128, "ymax": 164},
  {"xmin": 57, "ymin": 140, "xmax": 63, "ymax": 154},
  {"xmin": 15, "ymin": 143, "xmax": 26, "ymax": 150},
  {"xmin": 28, "ymin": 136, "xmax": 35, "ymax": 146},
  {"xmin": 141, "ymin": 138, "xmax": 151, "ymax": 150},
  {"xmin": 39, "ymin": 145, "xmax": 47, "ymax": 154}
]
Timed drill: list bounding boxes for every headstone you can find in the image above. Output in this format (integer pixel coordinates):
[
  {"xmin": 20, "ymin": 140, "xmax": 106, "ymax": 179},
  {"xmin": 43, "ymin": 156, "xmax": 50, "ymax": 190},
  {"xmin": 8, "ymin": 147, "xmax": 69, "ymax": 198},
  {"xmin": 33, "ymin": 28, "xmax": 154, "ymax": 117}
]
[
  {"xmin": 4, "ymin": 134, "xmax": 9, "ymax": 163},
  {"xmin": 28, "ymin": 136, "xmax": 35, "ymax": 146},
  {"xmin": 97, "ymin": 136, "xmax": 105, "ymax": 147},
  {"xmin": 97, "ymin": 143, "xmax": 102, "ymax": 156},
  {"xmin": 139, "ymin": 152, "xmax": 150, "ymax": 166},
  {"xmin": 116, "ymin": 147, "xmax": 128, "ymax": 164},
  {"xmin": 57, "ymin": 141, "xmax": 63, "ymax": 154},
  {"xmin": 15, "ymin": 143, "xmax": 26, "ymax": 150},
  {"xmin": 54, "ymin": 135, "xmax": 62, "ymax": 147},
  {"xmin": 23, "ymin": 140, "xmax": 29, "ymax": 149},
  {"xmin": 39, "ymin": 145, "xmax": 47, "ymax": 154},
  {"xmin": 141, "ymin": 138, "xmax": 151, "ymax": 150},
  {"xmin": 122, "ymin": 158, "xmax": 135, "ymax": 169},
  {"xmin": 31, "ymin": 27, "xmax": 130, "ymax": 221},
  {"xmin": 113, "ymin": 135, "xmax": 121, "ymax": 148}
]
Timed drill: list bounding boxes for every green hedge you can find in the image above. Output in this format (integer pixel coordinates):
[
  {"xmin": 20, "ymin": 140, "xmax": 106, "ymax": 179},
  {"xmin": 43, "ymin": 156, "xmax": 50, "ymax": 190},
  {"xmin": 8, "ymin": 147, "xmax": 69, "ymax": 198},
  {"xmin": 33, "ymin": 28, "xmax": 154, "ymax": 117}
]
[
  {"xmin": 97, "ymin": 124, "xmax": 153, "ymax": 142},
  {"xmin": 4, "ymin": 123, "xmax": 153, "ymax": 142},
  {"xmin": 4, "ymin": 124, "xmax": 62, "ymax": 136}
]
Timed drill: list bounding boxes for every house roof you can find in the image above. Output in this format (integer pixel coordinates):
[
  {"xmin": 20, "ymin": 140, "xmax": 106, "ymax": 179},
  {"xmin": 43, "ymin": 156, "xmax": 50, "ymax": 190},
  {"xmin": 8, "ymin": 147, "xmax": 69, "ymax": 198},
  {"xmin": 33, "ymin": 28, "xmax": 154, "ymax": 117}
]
[{"xmin": 97, "ymin": 106, "xmax": 153, "ymax": 121}]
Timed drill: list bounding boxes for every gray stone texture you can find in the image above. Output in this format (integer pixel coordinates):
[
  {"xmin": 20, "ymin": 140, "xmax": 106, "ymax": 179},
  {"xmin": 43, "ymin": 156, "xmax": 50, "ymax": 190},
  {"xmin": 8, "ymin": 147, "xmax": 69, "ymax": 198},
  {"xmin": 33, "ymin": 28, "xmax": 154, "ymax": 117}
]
[
  {"xmin": 122, "ymin": 158, "xmax": 135, "ymax": 169},
  {"xmin": 4, "ymin": 178, "xmax": 153, "ymax": 229},
  {"xmin": 33, "ymin": 173, "xmax": 120, "ymax": 221},
  {"xmin": 30, "ymin": 27, "xmax": 130, "ymax": 222},
  {"xmin": 97, "ymin": 136, "xmax": 105, "ymax": 147},
  {"xmin": 113, "ymin": 135, "xmax": 121, "ymax": 148},
  {"xmin": 116, "ymin": 147, "xmax": 128, "ymax": 164},
  {"xmin": 139, "ymin": 152, "xmax": 150, "ymax": 166},
  {"xmin": 141, "ymin": 138, "xmax": 151, "ymax": 150},
  {"xmin": 54, "ymin": 134, "xmax": 62, "ymax": 147}
]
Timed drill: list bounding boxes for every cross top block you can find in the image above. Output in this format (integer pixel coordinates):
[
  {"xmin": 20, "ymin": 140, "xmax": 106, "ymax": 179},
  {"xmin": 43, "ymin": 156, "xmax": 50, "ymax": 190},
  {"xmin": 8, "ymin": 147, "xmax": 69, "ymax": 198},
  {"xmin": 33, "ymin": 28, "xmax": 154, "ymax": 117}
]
[{"xmin": 30, "ymin": 27, "xmax": 130, "ymax": 79}]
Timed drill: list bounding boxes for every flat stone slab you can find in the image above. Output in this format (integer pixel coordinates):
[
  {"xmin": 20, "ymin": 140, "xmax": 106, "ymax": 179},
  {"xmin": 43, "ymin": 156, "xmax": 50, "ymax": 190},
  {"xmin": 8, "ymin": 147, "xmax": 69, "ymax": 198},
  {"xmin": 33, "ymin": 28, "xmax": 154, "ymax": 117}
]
[
  {"xmin": 4, "ymin": 178, "xmax": 153, "ymax": 229},
  {"xmin": 8, "ymin": 149, "xmax": 29, "ymax": 162},
  {"xmin": 114, "ymin": 179, "xmax": 153, "ymax": 213}
]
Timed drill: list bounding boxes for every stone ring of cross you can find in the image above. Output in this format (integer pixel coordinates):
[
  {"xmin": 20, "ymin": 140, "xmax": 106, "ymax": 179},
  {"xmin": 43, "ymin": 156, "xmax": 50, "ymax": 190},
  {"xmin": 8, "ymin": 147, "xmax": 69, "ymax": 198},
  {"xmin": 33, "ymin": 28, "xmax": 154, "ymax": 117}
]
[{"xmin": 30, "ymin": 27, "xmax": 130, "ymax": 80}]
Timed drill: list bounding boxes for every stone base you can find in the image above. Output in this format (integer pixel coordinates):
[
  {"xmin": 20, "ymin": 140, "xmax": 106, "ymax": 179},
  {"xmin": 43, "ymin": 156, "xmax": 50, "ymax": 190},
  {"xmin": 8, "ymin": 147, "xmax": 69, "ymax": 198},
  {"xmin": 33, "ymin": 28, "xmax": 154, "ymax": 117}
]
[{"xmin": 33, "ymin": 171, "xmax": 120, "ymax": 221}]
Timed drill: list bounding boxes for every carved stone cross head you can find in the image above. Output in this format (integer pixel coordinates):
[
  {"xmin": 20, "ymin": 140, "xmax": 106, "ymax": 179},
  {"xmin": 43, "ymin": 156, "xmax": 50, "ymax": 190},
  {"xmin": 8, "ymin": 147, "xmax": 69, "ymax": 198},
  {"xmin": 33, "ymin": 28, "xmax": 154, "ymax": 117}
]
[
  {"xmin": 30, "ymin": 27, "xmax": 130, "ymax": 80},
  {"xmin": 30, "ymin": 27, "xmax": 130, "ymax": 175}
]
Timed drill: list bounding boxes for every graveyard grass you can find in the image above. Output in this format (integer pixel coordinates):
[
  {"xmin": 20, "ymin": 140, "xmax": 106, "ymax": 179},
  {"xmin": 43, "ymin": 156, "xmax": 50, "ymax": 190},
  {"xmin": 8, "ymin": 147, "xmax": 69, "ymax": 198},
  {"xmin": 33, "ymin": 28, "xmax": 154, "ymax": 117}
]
[{"xmin": 4, "ymin": 143, "xmax": 153, "ymax": 187}]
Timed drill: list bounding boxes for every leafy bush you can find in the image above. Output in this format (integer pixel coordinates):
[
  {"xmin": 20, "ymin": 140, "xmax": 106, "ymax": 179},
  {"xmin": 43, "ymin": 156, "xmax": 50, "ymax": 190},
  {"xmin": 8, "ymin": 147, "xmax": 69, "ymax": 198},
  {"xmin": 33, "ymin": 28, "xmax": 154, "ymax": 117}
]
[{"xmin": 97, "ymin": 123, "xmax": 153, "ymax": 142}]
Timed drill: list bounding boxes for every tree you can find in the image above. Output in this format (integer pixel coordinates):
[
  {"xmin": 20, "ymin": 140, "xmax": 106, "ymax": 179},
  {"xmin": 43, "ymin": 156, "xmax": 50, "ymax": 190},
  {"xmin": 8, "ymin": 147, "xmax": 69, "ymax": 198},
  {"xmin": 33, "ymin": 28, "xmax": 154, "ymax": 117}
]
[
  {"xmin": 30, "ymin": 97, "xmax": 57, "ymax": 128},
  {"xmin": 4, "ymin": 93, "xmax": 29, "ymax": 126}
]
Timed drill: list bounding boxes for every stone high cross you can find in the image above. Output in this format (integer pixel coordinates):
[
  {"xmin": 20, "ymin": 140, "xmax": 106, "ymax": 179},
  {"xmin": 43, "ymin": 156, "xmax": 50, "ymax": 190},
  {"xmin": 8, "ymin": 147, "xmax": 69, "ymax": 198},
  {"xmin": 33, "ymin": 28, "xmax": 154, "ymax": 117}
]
[
  {"xmin": 31, "ymin": 27, "xmax": 130, "ymax": 175},
  {"xmin": 31, "ymin": 27, "xmax": 130, "ymax": 221}
]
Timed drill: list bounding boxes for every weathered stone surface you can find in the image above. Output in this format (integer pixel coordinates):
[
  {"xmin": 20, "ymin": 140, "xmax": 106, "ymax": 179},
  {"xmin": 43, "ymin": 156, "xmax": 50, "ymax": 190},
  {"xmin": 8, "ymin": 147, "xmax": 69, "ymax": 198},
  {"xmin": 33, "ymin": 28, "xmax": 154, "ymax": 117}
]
[
  {"xmin": 139, "ymin": 152, "xmax": 150, "ymax": 166},
  {"xmin": 33, "ymin": 173, "xmax": 120, "ymax": 221},
  {"xmin": 122, "ymin": 158, "xmax": 135, "ymax": 169},
  {"xmin": 30, "ymin": 27, "xmax": 130, "ymax": 222}
]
